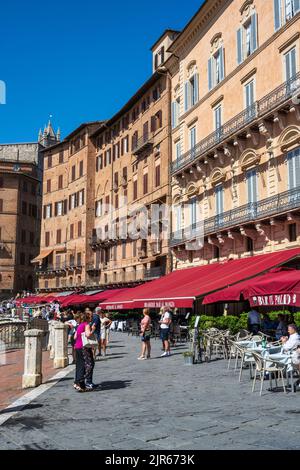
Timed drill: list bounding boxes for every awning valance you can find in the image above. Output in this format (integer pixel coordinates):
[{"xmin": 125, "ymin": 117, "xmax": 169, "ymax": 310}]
[
  {"xmin": 203, "ymin": 268, "xmax": 300, "ymax": 307},
  {"xmin": 31, "ymin": 249, "xmax": 53, "ymax": 263}
]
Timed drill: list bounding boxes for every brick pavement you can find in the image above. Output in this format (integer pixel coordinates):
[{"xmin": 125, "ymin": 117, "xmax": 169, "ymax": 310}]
[
  {"xmin": 0, "ymin": 349, "xmax": 59, "ymax": 411},
  {"xmin": 0, "ymin": 333, "xmax": 300, "ymax": 450}
]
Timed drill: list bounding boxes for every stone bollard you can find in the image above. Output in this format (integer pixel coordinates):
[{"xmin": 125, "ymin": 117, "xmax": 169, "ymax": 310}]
[
  {"xmin": 53, "ymin": 323, "xmax": 69, "ymax": 369},
  {"xmin": 22, "ymin": 329, "xmax": 44, "ymax": 389},
  {"xmin": 49, "ymin": 321, "xmax": 59, "ymax": 359}
]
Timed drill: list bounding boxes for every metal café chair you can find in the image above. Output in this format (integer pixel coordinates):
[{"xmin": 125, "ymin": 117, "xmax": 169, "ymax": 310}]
[{"xmin": 251, "ymin": 351, "xmax": 287, "ymax": 396}]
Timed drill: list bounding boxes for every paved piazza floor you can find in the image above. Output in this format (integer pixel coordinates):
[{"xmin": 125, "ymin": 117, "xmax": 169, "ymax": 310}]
[{"xmin": 0, "ymin": 333, "xmax": 299, "ymax": 450}]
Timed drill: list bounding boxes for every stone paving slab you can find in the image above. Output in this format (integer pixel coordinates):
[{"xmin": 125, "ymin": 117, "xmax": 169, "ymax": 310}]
[{"xmin": 0, "ymin": 333, "xmax": 300, "ymax": 450}]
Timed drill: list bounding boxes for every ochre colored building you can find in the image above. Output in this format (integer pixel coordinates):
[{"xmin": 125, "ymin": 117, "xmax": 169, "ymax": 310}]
[
  {"xmin": 168, "ymin": 0, "xmax": 300, "ymax": 269},
  {"xmin": 33, "ymin": 122, "xmax": 102, "ymax": 291}
]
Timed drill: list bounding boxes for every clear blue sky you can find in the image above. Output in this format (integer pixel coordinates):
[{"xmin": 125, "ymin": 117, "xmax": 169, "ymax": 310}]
[{"xmin": 0, "ymin": 0, "xmax": 204, "ymax": 144}]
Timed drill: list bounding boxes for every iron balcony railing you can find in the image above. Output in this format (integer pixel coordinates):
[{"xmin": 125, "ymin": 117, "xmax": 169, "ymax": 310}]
[
  {"xmin": 170, "ymin": 185, "xmax": 300, "ymax": 246},
  {"xmin": 132, "ymin": 133, "xmax": 154, "ymax": 155},
  {"xmin": 171, "ymin": 73, "xmax": 300, "ymax": 174}
]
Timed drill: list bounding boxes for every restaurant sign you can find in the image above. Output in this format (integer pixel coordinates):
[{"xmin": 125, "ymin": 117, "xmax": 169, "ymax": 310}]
[
  {"xmin": 143, "ymin": 301, "xmax": 176, "ymax": 309},
  {"xmin": 251, "ymin": 294, "xmax": 298, "ymax": 306}
]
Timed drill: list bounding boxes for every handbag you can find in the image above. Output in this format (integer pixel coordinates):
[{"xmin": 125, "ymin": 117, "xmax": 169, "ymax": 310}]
[{"xmin": 81, "ymin": 332, "xmax": 98, "ymax": 349}]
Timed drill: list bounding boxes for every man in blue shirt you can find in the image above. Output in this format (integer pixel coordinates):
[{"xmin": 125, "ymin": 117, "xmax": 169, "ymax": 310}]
[{"xmin": 91, "ymin": 307, "xmax": 102, "ymax": 358}]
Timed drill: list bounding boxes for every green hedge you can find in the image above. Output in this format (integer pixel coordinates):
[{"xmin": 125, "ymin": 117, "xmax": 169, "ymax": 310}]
[{"xmin": 189, "ymin": 312, "xmax": 300, "ymax": 334}]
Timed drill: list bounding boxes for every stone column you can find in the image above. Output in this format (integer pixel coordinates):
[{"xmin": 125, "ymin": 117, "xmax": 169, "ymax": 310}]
[
  {"xmin": 22, "ymin": 329, "xmax": 44, "ymax": 389},
  {"xmin": 53, "ymin": 323, "xmax": 69, "ymax": 369}
]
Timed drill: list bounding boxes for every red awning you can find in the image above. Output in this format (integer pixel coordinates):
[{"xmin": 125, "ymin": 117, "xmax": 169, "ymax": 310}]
[
  {"xmin": 60, "ymin": 289, "xmax": 128, "ymax": 308},
  {"xmin": 203, "ymin": 268, "xmax": 300, "ymax": 307},
  {"xmin": 100, "ymin": 248, "xmax": 300, "ymax": 310}
]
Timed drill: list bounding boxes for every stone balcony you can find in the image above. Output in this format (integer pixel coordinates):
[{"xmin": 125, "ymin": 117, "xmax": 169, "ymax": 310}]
[
  {"xmin": 171, "ymin": 185, "xmax": 300, "ymax": 247},
  {"xmin": 171, "ymin": 73, "xmax": 300, "ymax": 176}
]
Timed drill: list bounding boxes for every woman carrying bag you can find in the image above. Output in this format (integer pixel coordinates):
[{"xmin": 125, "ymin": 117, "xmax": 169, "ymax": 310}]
[{"xmin": 74, "ymin": 310, "xmax": 97, "ymax": 392}]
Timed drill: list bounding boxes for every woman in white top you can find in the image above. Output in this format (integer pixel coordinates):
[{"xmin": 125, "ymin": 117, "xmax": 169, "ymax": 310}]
[{"xmin": 100, "ymin": 312, "xmax": 112, "ymax": 356}]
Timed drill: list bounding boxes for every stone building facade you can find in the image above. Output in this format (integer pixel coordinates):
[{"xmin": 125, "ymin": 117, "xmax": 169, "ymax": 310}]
[
  {"xmin": 0, "ymin": 123, "xmax": 59, "ymax": 296},
  {"xmin": 33, "ymin": 122, "xmax": 102, "ymax": 291},
  {"xmin": 90, "ymin": 63, "xmax": 171, "ymax": 287},
  {"xmin": 168, "ymin": 0, "xmax": 300, "ymax": 269}
]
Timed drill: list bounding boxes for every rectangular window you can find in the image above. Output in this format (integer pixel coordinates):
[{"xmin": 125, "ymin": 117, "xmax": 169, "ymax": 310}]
[
  {"xmin": 189, "ymin": 127, "xmax": 197, "ymax": 159},
  {"xmin": 176, "ymin": 142, "xmax": 181, "ymax": 162},
  {"xmin": 71, "ymin": 194, "xmax": 76, "ymax": 209},
  {"xmin": 246, "ymin": 169, "xmax": 258, "ymax": 205},
  {"xmin": 58, "ymin": 175, "xmax": 63, "ymax": 189},
  {"xmin": 48, "ymin": 155, "xmax": 52, "ymax": 168},
  {"xmin": 105, "ymin": 195, "xmax": 110, "ymax": 214},
  {"xmin": 133, "ymin": 240, "xmax": 137, "ymax": 258},
  {"xmin": 71, "ymin": 165, "xmax": 76, "ymax": 181},
  {"xmin": 171, "ymin": 99, "xmax": 180, "ymax": 129},
  {"xmin": 246, "ymin": 236, "xmax": 254, "ymax": 252},
  {"xmin": 288, "ymin": 147, "xmax": 300, "ymax": 189},
  {"xmin": 122, "ymin": 241, "xmax": 126, "ymax": 259},
  {"xmin": 46, "ymin": 179, "xmax": 51, "ymax": 193},
  {"xmin": 115, "ymin": 194, "xmax": 119, "ymax": 210},
  {"xmin": 245, "ymin": 79, "xmax": 256, "ymax": 121},
  {"xmin": 21, "ymin": 230, "xmax": 26, "ymax": 244},
  {"xmin": 57, "ymin": 201, "xmax": 63, "ymax": 216},
  {"xmin": 155, "ymin": 164, "xmax": 161, "ymax": 187},
  {"xmin": 215, "ymin": 185, "xmax": 224, "ymax": 226},
  {"xmin": 285, "ymin": 47, "xmax": 297, "ymax": 83},
  {"xmin": 133, "ymin": 179, "xmax": 138, "ymax": 200},
  {"xmin": 56, "ymin": 229, "xmax": 61, "ymax": 244},
  {"xmin": 0, "ymin": 199, "xmax": 3, "ymax": 213},
  {"xmin": 70, "ymin": 224, "xmax": 74, "ymax": 240},
  {"xmin": 78, "ymin": 221, "xmax": 82, "ymax": 237},
  {"xmin": 59, "ymin": 152, "xmax": 64, "ymax": 164},
  {"xmin": 77, "ymin": 253, "xmax": 82, "ymax": 267},
  {"xmin": 79, "ymin": 161, "xmax": 83, "ymax": 177},
  {"xmin": 45, "ymin": 232, "xmax": 50, "ymax": 247},
  {"xmin": 214, "ymin": 105, "xmax": 223, "ymax": 141},
  {"xmin": 96, "ymin": 199, "xmax": 102, "ymax": 217},
  {"xmin": 208, "ymin": 48, "xmax": 225, "ymax": 90},
  {"xmin": 22, "ymin": 201, "xmax": 27, "ymax": 215},
  {"xmin": 143, "ymin": 173, "xmax": 148, "ymax": 195},
  {"xmin": 0, "ymin": 177, "xmax": 3, "ymax": 188},
  {"xmin": 45, "ymin": 204, "xmax": 52, "ymax": 218},
  {"xmin": 285, "ymin": 0, "xmax": 300, "ymax": 21},
  {"xmin": 289, "ymin": 223, "xmax": 297, "ymax": 241},
  {"xmin": 78, "ymin": 190, "xmax": 84, "ymax": 206}
]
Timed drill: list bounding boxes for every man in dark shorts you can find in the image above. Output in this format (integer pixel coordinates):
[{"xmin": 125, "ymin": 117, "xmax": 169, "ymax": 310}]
[
  {"xmin": 91, "ymin": 307, "xmax": 102, "ymax": 358},
  {"xmin": 159, "ymin": 307, "xmax": 172, "ymax": 357}
]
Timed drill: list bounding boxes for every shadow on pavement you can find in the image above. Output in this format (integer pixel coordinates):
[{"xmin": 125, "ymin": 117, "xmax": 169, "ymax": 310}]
[
  {"xmin": 99, "ymin": 380, "xmax": 132, "ymax": 390},
  {"xmin": 0, "ymin": 403, "xmax": 43, "ymax": 415},
  {"xmin": 44, "ymin": 376, "xmax": 74, "ymax": 384}
]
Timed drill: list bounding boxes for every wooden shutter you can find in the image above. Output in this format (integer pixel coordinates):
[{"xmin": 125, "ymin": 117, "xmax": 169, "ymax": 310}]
[
  {"xmin": 219, "ymin": 47, "xmax": 225, "ymax": 81},
  {"xmin": 237, "ymin": 28, "xmax": 243, "ymax": 65},
  {"xmin": 194, "ymin": 73, "xmax": 199, "ymax": 103},
  {"xmin": 251, "ymin": 13, "xmax": 258, "ymax": 53},
  {"xmin": 208, "ymin": 58, "xmax": 213, "ymax": 90},
  {"xmin": 184, "ymin": 81, "xmax": 189, "ymax": 112},
  {"xmin": 274, "ymin": 0, "xmax": 282, "ymax": 30}
]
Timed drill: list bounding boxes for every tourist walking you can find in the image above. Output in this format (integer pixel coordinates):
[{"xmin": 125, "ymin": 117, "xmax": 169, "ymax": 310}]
[
  {"xmin": 74, "ymin": 310, "xmax": 96, "ymax": 391},
  {"xmin": 100, "ymin": 311, "xmax": 112, "ymax": 356},
  {"xmin": 138, "ymin": 308, "xmax": 152, "ymax": 360},
  {"xmin": 91, "ymin": 307, "xmax": 102, "ymax": 358},
  {"xmin": 159, "ymin": 306, "xmax": 172, "ymax": 357}
]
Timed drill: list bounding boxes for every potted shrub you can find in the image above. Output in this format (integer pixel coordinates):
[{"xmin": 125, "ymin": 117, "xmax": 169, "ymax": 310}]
[{"xmin": 183, "ymin": 351, "xmax": 194, "ymax": 365}]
